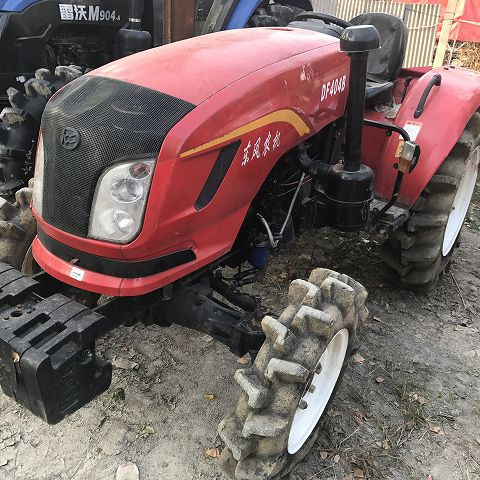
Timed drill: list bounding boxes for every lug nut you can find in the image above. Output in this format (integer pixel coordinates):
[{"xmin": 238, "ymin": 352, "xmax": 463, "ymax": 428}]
[
  {"xmin": 298, "ymin": 400, "xmax": 308, "ymax": 410},
  {"xmin": 315, "ymin": 364, "xmax": 323, "ymax": 375}
]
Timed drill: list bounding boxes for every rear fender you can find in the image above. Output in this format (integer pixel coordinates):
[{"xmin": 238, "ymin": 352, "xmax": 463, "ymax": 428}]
[
  {"xmin": 0, "ymin": 0, "xmax": 37, "ymax": 12},
  {"xmin": 368, "ymin": 67, "xmax": 480, "ymax": 207}
]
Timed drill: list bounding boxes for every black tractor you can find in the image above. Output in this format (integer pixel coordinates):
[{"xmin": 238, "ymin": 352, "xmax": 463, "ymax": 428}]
[{"xmin": 0, "ymin": 0, "xmax": 313, "ymax": 271}]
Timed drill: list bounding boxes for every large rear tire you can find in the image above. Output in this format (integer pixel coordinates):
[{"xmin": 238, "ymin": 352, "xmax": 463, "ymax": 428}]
[
  {"xmin": 218, "ymin": 269, "xmax": 368, "ymax": 480},
  {"xmin": 381, "ymin": 111, "xmax": 480, "ymax": 291},
  {"xmin": 0, "ymin": 66, "xmax": 83, "ymax": 189},
  {"xmin": 0, "ymin": 66, "xmax": 82, "ymax": 270}
]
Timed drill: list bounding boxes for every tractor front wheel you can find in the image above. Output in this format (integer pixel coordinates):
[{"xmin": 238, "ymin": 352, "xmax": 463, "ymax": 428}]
[
  {"xmin": 381, "ymin": 110, "xmax": 480, "ymax": 290},
  {"xmin": 218, "ymin": 269, "xmax": 368, "ymax": 479}
]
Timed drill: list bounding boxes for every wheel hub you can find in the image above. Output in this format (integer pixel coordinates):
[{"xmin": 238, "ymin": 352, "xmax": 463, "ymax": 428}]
[
  {"xmin": 442, "ymin": 146, "xmax": 480, "ymax": 257},
  {"xmin": 287, "ymin": 328, "xmax": 349, "ymax": 455}
]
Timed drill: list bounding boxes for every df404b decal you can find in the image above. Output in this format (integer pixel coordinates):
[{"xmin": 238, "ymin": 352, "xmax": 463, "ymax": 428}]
[
  {"xmin": 321, "ymin": 75, "xmax": 347, "ymax": 102},
  {"xmin": 59, "ymin": 4, "xmax": 121, "ymax": 22}
]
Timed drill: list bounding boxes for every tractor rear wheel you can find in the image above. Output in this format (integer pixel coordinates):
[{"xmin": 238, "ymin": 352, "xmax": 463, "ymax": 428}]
[
  {"xmin": 218, "ymin": 269, "xmax": 368, "ymax": 480},
  {"xmin": 381, "ymin": 111, "xmax": 480, "ymax": 290},
  {"xmin": 0, "ymin": 66, "xmax": 82, "ymax": 270}
]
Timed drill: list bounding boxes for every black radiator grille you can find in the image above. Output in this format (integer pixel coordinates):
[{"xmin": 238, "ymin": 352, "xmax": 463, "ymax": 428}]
[{"xmin": 41, "ymin": 75, "xmax": 195, "ymax": 237}]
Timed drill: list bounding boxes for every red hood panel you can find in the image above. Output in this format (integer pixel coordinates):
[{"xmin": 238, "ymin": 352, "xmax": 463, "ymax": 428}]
[{"xmin": 91, "ymin": 27, "xmax": 338, "ymax": 105}]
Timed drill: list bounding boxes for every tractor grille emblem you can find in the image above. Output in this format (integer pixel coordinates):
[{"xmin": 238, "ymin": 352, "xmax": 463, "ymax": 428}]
[{"xmin": 60, "ymin": 128, "xmax": 80, "ymax": 150}]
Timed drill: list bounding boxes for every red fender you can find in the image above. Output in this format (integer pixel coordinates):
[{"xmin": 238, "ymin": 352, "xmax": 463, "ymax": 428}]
[{"xmin": 364, "ymin": 66, "xmax": 480, "ymax": 206}]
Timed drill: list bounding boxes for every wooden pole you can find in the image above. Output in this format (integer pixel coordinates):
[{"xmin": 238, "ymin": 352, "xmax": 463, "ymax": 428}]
[
  {"xmin": 163, "ymin": 0, "xmax": 196, "ymax": 44},
  {"xmin": 433, "ymin": 0, "xmax": 460, "ymax": 68},
  {"xmin": 448, "ymin": 28, "xmax": 460, "ymax": 66}
]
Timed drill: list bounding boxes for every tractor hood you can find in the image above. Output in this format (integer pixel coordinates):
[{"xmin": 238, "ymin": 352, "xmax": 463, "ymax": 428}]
[
  {"xmin": 93, "ymin": 27, "xmax": 340, "ymax": 105},
  {"xmin": 35, "ymin": 27, "xmax": 341, "ymax": 240}
]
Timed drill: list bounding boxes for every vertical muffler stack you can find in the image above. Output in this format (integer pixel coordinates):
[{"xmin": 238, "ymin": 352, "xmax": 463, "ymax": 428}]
[
  {"xmin": 115, "ymin": 0, "xmax": 152, "ymax": 58},
  {"xmin": 325, "ymin": 25, "xmax": 380, "ymax": 231}
]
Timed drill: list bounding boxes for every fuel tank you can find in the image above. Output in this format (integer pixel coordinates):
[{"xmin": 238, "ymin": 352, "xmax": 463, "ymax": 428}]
[{"xmin": 32, "ymin": 27, "xmax": 351, "ymax": 296}]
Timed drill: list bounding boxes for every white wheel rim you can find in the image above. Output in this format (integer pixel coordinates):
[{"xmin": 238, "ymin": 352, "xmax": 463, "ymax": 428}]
[
  {"xmin": 442, "ymin": 146, "xmax": 480, "ymax": 256},
  {"xmin": 287, "ymin": 329, "xmax": 349, "ymax": 455}
]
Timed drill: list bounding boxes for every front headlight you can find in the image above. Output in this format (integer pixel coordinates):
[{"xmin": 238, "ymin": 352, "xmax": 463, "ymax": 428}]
[
  {"xmin": 89, "ymin": 159, "xmax": 156, "ymax": 244},
  {"xmin": 32, "ymin": 135, "xmax": 45, "ymax": 216}
]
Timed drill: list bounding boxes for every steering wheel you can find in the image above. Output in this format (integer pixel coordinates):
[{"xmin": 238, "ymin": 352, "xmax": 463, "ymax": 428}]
[{"xmin": 294, "ymin": 12, "xmax": 353, "ymax": 30}]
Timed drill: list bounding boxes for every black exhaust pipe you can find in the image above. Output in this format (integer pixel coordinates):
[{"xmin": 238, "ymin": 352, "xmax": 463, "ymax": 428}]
[
  {"xmin": 324, "ymin": 25, "xmax": 380, "ymax": 231},
  {"xmin": 128, "ymin": 0, "xmax": 144, "ymax": 31},
  {"xmin": 342, "ymin": 25, "xmax": 380, "ymax": 172},
  {"xmin": 115, "ymin": 0, "xmax": 152, "ymax": 59}
]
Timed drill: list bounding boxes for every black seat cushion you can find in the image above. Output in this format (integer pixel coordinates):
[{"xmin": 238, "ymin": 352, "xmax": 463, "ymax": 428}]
[{"xmin": 365, "ymin": 80, "xmax": 394, "ymax": 108}]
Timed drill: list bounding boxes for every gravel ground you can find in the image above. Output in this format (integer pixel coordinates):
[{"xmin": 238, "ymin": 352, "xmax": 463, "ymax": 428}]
[{"xmin": 1, "ymin": 190, "xmax": 479, "ymax": 480}]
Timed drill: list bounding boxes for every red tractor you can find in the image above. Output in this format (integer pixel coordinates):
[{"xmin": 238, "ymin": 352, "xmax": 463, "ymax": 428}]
[{"xmin": 0, "ymin": 12, "xmax": 479, "ymax": 480}]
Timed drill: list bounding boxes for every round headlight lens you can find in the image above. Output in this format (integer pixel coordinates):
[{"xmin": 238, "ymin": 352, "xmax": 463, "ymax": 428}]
[
  {"xmin": 112, "ymin": 209, "xmax": 134, "ymax": 234},
  {"xmin": 111, "ymin": 178, "xmax": 144, "ymax": 203}
]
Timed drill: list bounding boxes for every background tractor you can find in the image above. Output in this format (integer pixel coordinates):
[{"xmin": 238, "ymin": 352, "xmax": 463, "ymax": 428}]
[
  {"xmin": 0, "ymin": 10, "xmax": 479, "ymax": 480},
  {"xmin": 0, "ymin": 0, "xmax": 314, "ymax": 271}
]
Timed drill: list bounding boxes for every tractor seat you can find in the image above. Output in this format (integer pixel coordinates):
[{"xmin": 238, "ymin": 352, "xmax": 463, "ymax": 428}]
[
  {"xmin": 365, "ymin": 80, "xmax": 395, "ymax": 107},
  {"xmin": 350, "ymin": 13, "xmax": 408, "ymax": 107}
]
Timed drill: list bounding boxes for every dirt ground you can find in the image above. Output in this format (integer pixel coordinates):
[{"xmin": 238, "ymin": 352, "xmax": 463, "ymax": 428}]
[{"xmin": 1, "ymin": 187, "xmax": 479, "ymax": 480}]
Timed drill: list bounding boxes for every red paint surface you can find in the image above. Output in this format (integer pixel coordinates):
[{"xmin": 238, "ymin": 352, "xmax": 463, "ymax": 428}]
[{"xmin": 93, "ymin": 27, "xmax": 340, "ymax": 105}]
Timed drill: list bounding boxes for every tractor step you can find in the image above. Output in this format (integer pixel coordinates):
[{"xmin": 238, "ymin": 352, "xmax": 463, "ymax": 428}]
[
  {"xmin": 0, "ymin": 264, "xmax": 112, "ymax": 424},
  {"xmin": 369, "ymin": 199, "xmax": 409, "ymax": 234}
]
